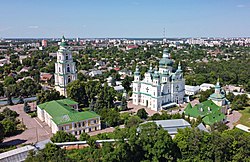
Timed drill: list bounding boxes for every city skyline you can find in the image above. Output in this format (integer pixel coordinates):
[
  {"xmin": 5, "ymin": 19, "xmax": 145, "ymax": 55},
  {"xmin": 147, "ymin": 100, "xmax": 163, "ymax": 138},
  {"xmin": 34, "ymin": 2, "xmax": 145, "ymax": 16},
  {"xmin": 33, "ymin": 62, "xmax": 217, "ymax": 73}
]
[{"xmin": 1, "ymin": 0, "xmax": 250, "ymax": 38}]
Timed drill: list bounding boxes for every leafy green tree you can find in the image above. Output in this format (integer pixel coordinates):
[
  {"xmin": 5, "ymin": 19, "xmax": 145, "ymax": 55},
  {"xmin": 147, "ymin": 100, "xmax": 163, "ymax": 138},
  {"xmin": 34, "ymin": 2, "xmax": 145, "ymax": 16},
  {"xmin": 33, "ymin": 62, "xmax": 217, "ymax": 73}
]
[
  {"xmin": 134, "ymin": 122, "xmax": 178, "ymax": 161},
  {"xmin": 37, "ymin": 89, "xmax": 65, "ymax": 104},
  {"xmin": 100, "ymin": 109, "xmax": 121, "ymax": 127},
  {"xmin": 1, "ymin": 118, "xmax": 17, "ymax": 136},
  {"xmin": 226, "ymin": 92, "xmax": 235, "ymax": 102},
  {"xmin": 0, "ymin": 123, "xmax": 4, "ymax": 143},
  {"xmin": 87, "ymin": 137, "xmax": 97, "ymax": 148},
  {"xmin": 0, "ymin": 82, "xmax": 4, "ymax": 97},
  {"xmin": 125, "ymin": 116, "xmax": 142, "ymax": 128},
  {"xmin": 4, "ymin": 76, "xmax": 15, "ymax": 87},
  {"xmin": 122, "ymin": 76, "xmax": 132, "ymax": 93},
  {"xmin": 210, "ymin": 122, "xmax": 229, "ymax": 132},
  {"xmin": 79, "ymin": 132, "xmax": 90, "ymax": 141},
  {"xmin": 120, "ymin": 97, "xmax": 128, "ymax": 111},
  {"xmin": 199, "ymin": 88, "xmax": 214, "ymax": 102},
  {"xmin": 137, "ymin": 108, "xmax": 148, "ymax": 119},
  {"xmin": 5, "ymin": 84, "xmax": 18, "ymax": 105},
  {"xmin": 2, "ymin": 108, "xmax": 18, "ymax": 118},
  {"xmin": 50, "ymin": 131, "xmax": 77, "ymax": 143},
  {"xmin": 67, "ymin": 80, "xmax": 88, "ymax": 106},
  {"xmin": 25, "ymin": 143, "xmax": 73, "ymax": 162},
  {"xmin": 17, "ymin": 78, "xmax": 41, "ymax": 97}
]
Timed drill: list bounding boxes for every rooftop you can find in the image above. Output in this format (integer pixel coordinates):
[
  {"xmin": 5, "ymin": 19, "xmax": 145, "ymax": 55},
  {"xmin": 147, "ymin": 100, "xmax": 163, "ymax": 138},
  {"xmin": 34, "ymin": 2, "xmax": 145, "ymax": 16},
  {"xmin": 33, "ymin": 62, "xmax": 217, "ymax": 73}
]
[
  {"xmin": 184, "ymin": 100, "xmax": 225, "ymax": 125},
  {"xmin": 38, "ymin": 99, "xmax": 100, "ymax": 125}
]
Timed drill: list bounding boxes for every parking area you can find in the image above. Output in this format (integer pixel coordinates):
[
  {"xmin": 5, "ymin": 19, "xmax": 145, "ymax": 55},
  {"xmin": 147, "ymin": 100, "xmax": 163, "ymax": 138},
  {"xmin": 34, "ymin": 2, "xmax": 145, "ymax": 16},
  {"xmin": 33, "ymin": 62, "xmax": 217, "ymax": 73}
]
[{"xmin": 2, "ymin": 102, "xmax": 52, "ymax": 146}]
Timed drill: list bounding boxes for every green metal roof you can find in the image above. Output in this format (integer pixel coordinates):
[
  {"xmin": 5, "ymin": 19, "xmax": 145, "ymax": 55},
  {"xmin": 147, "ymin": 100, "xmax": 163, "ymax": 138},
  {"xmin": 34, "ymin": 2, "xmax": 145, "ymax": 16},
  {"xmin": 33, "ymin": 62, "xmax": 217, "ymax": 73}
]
[
  {"xmin": 202, "ymin": 112, "xmax": 225, "ymax": 125},
  {"xmin": 159, "ymin": 58, "xmax": 173, "ymax": 66},
  {"xmin": 184, "ymin": 100, "xmax": 225, "ymax": 125},
  {"xmin": 38, "ymin": 99, "xmax": 100, "ymax": 125},
  {"xmin": 60, "ymin": 42, "xmax": 68, "ymax": 47},
  {"xmin": 209, "ymin": 93, "xmax": 225, "ymax": 100}
]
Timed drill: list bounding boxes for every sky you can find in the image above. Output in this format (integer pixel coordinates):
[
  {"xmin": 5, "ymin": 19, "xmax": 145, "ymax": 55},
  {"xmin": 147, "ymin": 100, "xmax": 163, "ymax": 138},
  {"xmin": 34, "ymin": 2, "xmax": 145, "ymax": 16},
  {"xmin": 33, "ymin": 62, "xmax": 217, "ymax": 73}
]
[{"xmin": 0, "ymin": 0, "xmax": 250, "ymax": 38}]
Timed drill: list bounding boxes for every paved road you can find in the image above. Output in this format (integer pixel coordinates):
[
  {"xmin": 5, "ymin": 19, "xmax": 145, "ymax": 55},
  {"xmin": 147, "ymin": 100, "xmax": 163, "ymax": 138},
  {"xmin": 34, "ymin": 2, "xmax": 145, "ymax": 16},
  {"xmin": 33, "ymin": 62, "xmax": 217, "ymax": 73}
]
[
  {"xmin": 2, "ymin": 102, "xmax": 52, "ymax": 146},
  {"xmin": 226, "ymin": 110, "xmax": 242, "ymax": 129}
]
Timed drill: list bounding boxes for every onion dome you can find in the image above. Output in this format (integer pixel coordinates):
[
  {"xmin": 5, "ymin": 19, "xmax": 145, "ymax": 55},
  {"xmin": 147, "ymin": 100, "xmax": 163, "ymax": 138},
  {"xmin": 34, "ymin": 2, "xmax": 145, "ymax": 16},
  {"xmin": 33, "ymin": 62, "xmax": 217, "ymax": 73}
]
[
  {"xmin": 159, "ymin": 49, "xmax": 173, "ymax": 67},
  {"xmin": 60, "ymin": 36, "xmax": 68, "ymax": 47}
]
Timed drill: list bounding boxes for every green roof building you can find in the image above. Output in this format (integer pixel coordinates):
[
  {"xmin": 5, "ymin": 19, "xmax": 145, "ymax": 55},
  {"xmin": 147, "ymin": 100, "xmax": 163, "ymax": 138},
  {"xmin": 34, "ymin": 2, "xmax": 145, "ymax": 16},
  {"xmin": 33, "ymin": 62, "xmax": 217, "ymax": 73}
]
[
  {"xmin": 208, "ymin": 78, "xmax": 230, "ymax": 114},
  {"xmin": 184, "ymin": 100, "xmax": 227, "ymax": 126},
  {"xmin": 37, "ymin": 99, "xmax": 101, "ymax": 135}
]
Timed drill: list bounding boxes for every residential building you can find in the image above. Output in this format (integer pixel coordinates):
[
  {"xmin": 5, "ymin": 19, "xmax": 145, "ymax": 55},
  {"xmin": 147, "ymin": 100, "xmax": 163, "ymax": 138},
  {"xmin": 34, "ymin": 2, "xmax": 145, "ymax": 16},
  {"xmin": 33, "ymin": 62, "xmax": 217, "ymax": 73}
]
[
  {"xmin": 185, "ymin": 85, "xmax": 200, "ymax": 95},
  {"xmin": 132, "ymin": 49, "xmax": 185, "ymax": 111},
  {"xmin": 37, "ymin": 99, "xmax": 101, "ymax": 135},
  {"xmin": 200, "ymin": 83, "xmax": 215, "ymax": 91},
  {"xmin": 54, "ymin": 36, "xmax": 77, "ymax": 96},
  {"xmin": 40, "ymin": 73, "xmax": 53, "ymax": 83},
  {"xmin": 89, "ymin": 70, "xmax": 102, "ymax": 77},
  {"xmin": 42, "ymin": 39, "xmax": 47, "ymax": 47}
]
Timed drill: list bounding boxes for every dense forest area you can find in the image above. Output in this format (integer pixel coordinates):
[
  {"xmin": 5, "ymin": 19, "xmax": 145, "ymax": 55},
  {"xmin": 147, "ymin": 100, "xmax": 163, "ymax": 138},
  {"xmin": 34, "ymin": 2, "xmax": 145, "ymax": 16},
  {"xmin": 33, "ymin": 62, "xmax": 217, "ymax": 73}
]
[{"xmin": 25, "ymin": 122, "xmax": 250, "ymax": 162}]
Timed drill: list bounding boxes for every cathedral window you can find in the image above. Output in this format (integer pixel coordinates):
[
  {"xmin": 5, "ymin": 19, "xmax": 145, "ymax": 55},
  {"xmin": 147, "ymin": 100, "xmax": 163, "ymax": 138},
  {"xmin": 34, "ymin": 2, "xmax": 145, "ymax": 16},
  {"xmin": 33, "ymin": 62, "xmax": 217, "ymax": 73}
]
[
  {"xmin": 67, "ymin": 65, "xmax": 70, "ymax": 72},
  {"xmin": 66, "ymin": 54, "xmax": 69, "ymax": 60},
  {"xmin": 68, "ymin": 76, "xmax": 71, "ymax": 83}
]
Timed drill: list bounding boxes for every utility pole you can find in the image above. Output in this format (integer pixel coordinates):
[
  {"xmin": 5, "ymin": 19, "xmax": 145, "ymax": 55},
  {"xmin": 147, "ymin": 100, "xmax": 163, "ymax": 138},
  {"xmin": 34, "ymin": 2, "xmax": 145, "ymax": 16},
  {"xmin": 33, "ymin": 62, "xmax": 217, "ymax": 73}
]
[{"xmin": 36, "ymin": 127, "xmax": 38, "ymax": 143}]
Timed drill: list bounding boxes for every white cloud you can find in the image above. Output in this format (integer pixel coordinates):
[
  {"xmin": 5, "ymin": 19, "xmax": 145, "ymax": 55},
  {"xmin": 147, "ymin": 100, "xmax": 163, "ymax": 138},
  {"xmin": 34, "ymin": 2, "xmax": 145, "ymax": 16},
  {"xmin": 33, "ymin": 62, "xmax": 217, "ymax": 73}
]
[
  {"xmin": 28, "ymin": 26, "xmax": 39, "ymax": 29},
  {"xmin": 236, "ymin": 4, "xmax": 245, "ymax": 8}
]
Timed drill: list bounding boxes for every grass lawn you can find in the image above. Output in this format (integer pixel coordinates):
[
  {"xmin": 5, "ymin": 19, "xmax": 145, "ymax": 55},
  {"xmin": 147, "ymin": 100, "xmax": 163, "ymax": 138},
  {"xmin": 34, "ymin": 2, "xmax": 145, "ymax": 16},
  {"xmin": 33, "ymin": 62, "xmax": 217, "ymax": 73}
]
[{"xmin": 238, "ymin": 107, "xmax": 250, "ymax": 127}]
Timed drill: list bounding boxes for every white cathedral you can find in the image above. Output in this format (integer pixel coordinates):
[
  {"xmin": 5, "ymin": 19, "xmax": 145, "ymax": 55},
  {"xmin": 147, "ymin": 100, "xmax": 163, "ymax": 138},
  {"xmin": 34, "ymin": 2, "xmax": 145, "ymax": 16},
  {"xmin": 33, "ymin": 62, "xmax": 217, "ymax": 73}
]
[
  {"xmin": 54, "ymin": 36, "xmax": 77, "ymax": 96},
  {"xmin": 132, "ymin": 49, "xmax": 185, "ymax": 111}
]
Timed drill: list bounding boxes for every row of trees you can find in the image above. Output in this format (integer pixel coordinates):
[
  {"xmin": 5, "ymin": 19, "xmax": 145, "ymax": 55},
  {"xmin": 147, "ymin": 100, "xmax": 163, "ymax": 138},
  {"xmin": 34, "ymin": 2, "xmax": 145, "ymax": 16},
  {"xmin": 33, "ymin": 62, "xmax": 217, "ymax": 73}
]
[
  {"xmin": 0, "ymin": 108, "xmax": 21, "ymax": 142},
  {"xmin": 26, "ymin": 123, "xmax": 250, "ymax": 162},
  {"xmin": 1, "ymin": 77, "xmax": 42, "ymax": 105}
]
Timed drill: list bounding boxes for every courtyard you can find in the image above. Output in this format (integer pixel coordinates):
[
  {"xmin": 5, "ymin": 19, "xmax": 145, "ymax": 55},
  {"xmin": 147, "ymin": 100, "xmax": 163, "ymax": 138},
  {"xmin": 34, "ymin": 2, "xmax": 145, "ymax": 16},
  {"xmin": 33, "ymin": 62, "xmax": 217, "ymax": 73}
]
[{"xmin": 1, "ymin": 102, "xmax": 52, "ymax": 146}]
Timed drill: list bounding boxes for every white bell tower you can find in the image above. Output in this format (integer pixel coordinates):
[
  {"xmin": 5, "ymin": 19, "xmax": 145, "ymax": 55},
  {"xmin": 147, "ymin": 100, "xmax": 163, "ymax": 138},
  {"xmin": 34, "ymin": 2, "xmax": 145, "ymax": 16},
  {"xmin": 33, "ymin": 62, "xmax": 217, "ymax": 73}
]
[{"xmin": 54, "ymin": 36, "xmax": 77, "ymax": 96}]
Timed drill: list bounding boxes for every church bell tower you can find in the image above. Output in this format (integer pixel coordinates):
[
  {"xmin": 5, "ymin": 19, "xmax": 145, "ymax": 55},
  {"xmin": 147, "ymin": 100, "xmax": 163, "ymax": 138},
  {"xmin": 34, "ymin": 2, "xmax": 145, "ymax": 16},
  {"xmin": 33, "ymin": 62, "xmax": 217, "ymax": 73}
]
[{"xmin": 54, "ymin": 36, "xmax": 77, "ymax": 96}]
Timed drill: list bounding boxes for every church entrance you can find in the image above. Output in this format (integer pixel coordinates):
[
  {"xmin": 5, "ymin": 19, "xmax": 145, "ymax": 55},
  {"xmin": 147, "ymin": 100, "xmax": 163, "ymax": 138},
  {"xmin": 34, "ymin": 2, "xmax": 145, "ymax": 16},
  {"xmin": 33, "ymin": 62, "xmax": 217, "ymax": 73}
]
[{"xmin": 146, "ymin": 100, "xmax": 148, "ymax": 107}]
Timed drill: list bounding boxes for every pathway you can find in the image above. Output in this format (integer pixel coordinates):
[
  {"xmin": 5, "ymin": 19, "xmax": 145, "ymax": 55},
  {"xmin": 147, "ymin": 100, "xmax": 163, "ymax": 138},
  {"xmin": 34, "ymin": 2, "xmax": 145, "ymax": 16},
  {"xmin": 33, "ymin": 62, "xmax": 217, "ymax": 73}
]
[{"xmin": 2, "ymin": 103, "xmax": 52, "ymax": 146}]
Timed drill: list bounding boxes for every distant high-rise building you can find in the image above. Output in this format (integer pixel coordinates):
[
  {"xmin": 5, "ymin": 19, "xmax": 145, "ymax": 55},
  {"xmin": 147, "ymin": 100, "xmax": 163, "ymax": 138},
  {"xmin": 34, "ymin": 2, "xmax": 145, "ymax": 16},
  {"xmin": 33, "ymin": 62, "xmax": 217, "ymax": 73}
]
[
  {"xmin": 42, "ymin": 39, "xmax": 47, "ymax": 47},
  {"xmin": 54, "ymin": 36, "xmax": 77, "ymax": 96}
]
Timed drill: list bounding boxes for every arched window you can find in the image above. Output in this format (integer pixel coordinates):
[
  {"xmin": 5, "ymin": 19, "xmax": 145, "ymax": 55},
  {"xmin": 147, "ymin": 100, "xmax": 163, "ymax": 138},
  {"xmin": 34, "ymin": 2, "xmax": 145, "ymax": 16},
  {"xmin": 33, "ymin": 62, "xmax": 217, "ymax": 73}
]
[
  {"xmin": 66, "ymin": 54, "xmax": 69, "ymax": 60},
  {"xmin": 68, "ymin": 76, "xmax": 71, "ymax": 83},
  {"xmin": 67, "ymin": 65, "xmax": 70, "ymax": 72},
  {"xmin": 59, "ymin": 67, "xmax": 61, "ymax": 72}
]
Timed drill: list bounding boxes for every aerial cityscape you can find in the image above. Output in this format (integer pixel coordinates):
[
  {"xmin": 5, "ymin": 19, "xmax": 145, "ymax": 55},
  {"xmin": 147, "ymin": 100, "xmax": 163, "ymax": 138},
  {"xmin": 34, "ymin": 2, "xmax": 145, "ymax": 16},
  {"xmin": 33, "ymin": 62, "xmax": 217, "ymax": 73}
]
[{"xmin": 0, "ymin": 0, "xmax": 249, "ymax": 162}]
